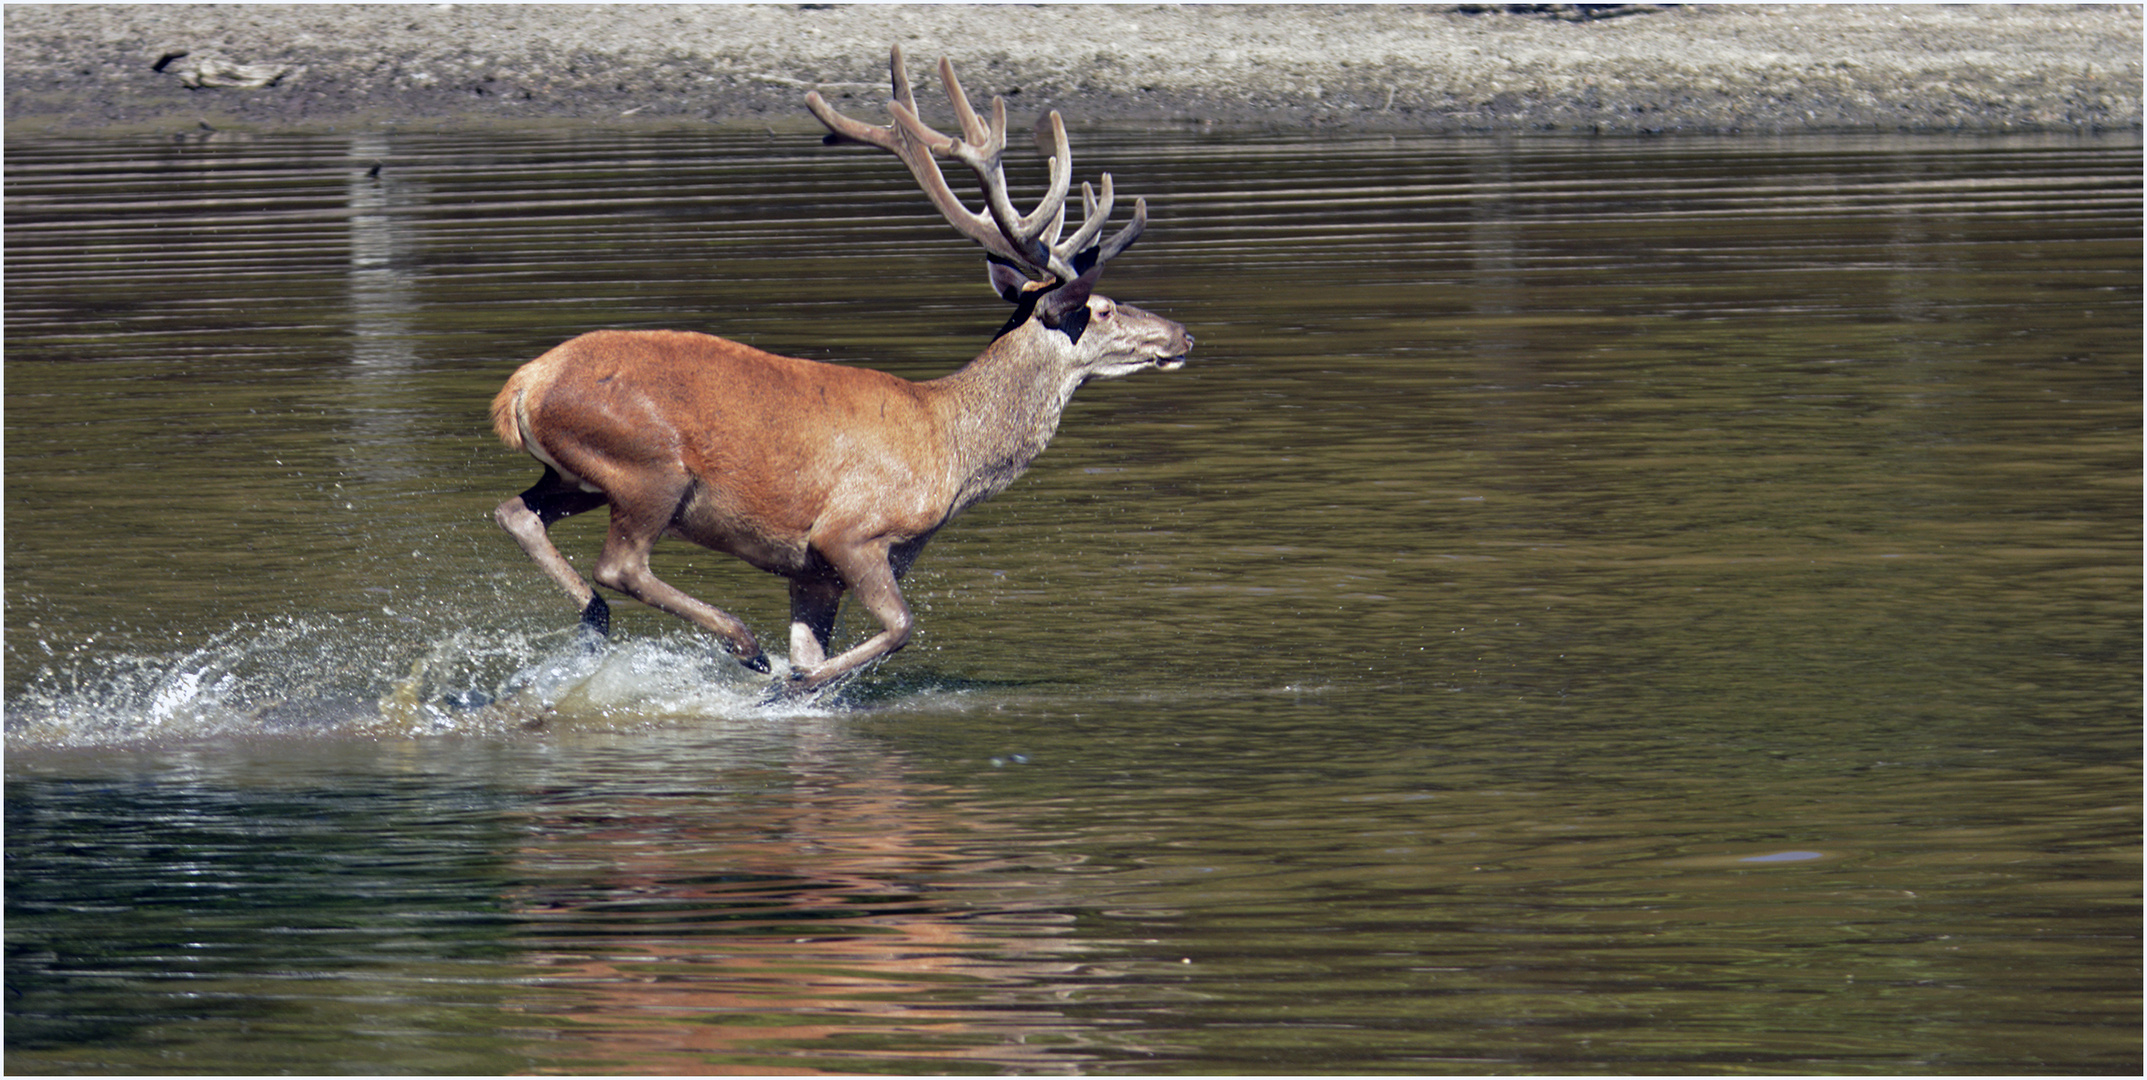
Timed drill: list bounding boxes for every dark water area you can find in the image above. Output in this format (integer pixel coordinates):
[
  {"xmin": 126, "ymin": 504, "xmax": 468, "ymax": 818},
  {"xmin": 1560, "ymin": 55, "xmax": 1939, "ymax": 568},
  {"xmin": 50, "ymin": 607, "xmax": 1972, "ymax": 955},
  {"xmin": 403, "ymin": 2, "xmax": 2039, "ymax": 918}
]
[{"xmin": 5, "ymin": 128, "xmax": 2140, "ymax": 1073}]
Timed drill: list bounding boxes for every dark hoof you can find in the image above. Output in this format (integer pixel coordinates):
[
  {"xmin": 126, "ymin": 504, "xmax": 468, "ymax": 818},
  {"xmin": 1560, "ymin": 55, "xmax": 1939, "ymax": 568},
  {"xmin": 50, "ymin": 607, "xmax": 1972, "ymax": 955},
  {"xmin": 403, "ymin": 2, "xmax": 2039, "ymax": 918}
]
[
  {"xmin": 740, "ymin": 652, "xmax": 772, "ymax": 675},
  {"xmin": 578, "ymin": 594, "xmax": 611, "ymax": 637}
]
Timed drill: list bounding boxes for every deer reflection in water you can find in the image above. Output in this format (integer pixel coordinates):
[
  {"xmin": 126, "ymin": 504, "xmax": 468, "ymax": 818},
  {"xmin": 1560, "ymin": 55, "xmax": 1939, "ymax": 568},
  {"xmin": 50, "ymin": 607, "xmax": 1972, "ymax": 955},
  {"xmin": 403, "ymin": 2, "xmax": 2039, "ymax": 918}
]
[{"xmin": 498, "ymin": 741, "xmax": 1121, "ymax": 1072}]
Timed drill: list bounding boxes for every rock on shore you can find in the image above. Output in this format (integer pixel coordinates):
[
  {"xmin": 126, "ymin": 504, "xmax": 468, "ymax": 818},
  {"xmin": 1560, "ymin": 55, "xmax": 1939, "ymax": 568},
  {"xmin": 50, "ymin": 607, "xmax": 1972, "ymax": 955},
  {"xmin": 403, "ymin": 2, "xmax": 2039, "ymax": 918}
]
[{"xmin": 5, "ymin": 3, "xmax": 2140, "ymax": 135}]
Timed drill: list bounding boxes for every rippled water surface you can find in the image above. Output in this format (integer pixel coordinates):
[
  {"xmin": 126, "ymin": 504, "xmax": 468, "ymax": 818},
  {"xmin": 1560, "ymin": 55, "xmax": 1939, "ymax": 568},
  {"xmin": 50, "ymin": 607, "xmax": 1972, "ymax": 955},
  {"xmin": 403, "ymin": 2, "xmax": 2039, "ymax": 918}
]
[{"xmin": 6, "ymin": 128, "xmax": 2140, "ymax": 1073}]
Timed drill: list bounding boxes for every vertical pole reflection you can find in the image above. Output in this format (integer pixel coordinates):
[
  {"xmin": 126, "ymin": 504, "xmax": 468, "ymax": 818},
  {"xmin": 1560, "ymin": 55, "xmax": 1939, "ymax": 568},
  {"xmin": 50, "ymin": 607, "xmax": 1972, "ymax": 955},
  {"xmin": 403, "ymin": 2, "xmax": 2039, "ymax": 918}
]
[
  {"xmin": 1459, "ymin": 140, "xmax": 1534, "ymax": 467},
  {"xmin": 348, "ymin": 132, "xmax": 417, "ymax": 372},
  {"xmin": 342, "ymin": 132, "xmax": 428, "ymax": 488},
  {"xmin": 1466, "ymin": 139, "xmax": 1524, "ymax": 347},
  {"xmin": 1882, "ymin": 146, "xmax": 1940, "ymax": 333}
]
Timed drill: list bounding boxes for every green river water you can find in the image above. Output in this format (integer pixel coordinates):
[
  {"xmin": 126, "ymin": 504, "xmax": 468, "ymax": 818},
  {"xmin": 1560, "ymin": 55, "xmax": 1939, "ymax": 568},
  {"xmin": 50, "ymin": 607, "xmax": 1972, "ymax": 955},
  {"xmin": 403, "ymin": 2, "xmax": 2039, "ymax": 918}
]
[{"xmin": 4, "ymin": 128, "xmax": 2138, "ymax": 1073}]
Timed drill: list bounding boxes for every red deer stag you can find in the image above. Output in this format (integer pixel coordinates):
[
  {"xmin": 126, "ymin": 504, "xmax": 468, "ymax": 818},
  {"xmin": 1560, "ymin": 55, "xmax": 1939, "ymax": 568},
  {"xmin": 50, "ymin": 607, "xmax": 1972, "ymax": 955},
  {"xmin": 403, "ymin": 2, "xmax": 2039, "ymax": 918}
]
[{"xmin": 490, "ymin": 46, "xmax": 1192, "ymax": 696}]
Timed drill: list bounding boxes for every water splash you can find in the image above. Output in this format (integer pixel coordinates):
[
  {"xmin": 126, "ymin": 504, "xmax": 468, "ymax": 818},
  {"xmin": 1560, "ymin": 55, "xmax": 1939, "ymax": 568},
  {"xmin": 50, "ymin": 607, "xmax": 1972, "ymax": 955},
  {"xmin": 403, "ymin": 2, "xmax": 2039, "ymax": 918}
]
[{"xmin": 5, "ymin": 616, "xmax": 839, "ymax": 749}]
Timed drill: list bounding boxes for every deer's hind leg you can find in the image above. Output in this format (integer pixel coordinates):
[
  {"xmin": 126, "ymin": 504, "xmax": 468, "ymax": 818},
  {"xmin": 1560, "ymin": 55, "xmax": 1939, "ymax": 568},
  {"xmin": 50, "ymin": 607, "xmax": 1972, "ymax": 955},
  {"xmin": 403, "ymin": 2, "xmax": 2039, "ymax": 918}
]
[
  {"xmin": 586, "ymin": 477, "xmax": 772, "ymax": 674},
  {"xmin": 496, "ymin": 468, "xmax": 613, "ymax": 634}
]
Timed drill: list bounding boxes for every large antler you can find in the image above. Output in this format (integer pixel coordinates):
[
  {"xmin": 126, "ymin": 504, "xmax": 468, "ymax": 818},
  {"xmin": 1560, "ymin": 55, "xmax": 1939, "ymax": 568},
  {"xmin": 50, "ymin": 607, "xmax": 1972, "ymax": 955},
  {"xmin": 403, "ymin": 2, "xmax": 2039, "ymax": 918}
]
[{"xmin": 805, "ymin": 46, "xmax": 1145, "ymax": 293}]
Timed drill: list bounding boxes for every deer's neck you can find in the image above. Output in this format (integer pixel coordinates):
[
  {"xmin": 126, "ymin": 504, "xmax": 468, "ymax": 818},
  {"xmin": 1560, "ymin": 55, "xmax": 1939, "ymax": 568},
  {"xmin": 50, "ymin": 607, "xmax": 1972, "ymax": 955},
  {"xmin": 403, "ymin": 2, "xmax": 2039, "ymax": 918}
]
[{"xmin": 926, "ymin": 334, "xmax": 1084, "ymax": 515}]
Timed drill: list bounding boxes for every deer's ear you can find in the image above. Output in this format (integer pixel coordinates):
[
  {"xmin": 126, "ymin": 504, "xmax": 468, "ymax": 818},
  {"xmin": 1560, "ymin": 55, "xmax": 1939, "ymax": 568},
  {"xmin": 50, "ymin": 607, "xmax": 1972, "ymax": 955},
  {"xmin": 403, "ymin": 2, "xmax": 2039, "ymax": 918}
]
[
  {"xmin": 1035, "ymin": 274, "xmax": 1094, "ymax": 345},
  {"xmin": 988, "ymin": 258, "xmax": 1048, "ymax": 342},
  {"xmin": 986, "ymin": 258, "xmax": 1034, "ymax": 304},
  {"xmin": 1049, "ymin": 304, "xmax": 1089, "ymax": 345}
]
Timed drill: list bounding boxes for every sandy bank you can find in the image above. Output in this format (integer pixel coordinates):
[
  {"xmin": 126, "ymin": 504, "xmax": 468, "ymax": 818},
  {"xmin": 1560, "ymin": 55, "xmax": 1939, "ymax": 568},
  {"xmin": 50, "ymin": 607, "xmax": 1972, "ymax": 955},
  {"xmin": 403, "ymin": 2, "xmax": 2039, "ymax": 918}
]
[{"xmin": 5, "ymin": 4, "xmax": 2140, "ymax": 136}]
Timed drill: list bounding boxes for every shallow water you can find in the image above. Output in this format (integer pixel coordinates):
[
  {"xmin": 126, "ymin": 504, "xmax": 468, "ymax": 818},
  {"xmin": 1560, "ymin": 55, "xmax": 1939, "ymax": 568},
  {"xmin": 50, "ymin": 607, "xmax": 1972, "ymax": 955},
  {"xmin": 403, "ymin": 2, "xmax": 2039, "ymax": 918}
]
[{"xmin": 5, "ymin": 128, "xmax": 2140, "ymax": 1073}]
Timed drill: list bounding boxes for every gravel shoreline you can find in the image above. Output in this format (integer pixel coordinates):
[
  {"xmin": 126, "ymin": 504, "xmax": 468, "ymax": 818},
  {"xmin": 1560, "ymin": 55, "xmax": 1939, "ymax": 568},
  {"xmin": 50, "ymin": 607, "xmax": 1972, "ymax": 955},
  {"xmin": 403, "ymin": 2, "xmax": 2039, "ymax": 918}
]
[{"xmin": 5, "ymin": 4, "xmax": 2141, "ymax": 136}]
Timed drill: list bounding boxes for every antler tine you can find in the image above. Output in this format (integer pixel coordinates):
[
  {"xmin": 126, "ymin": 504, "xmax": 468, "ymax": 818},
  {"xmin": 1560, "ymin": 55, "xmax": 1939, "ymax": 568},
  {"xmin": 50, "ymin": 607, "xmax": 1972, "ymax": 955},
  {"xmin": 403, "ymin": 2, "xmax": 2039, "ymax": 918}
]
[
  {"xmin": 803, "ymin": 89, "xmax": 892, "ymax": 150},
  {"xmin": 1038, "ymin": 197, "xmax": 1068, "ymax": 253},
  {"xmin": 937, "ymin": 57, "xmax": 1073, "ymax": 256},
  {"xmin": 1024, "ymin": 111, "xmax": 1142, "ymax": 284},
  {"xmin": 803, "ymin": 55, "xmax": 917, "ymax": 143},
  {"xmin": 1026, "ymin": 119, "xmax": 1075, "ymax": 268},
  {"xmin": 886, "ymin": 100, "xmax": 1038, "ymax": 268},
  {"xmin": 802, "ymin": 45, "xmax": 915, "ymax": 152},
  {"xmin": 810, "ymin": 49, "xmax": 1038, "ymax": 268},
  {"xmin": 1098, "ymin": 196, "xmax": 1147, "ymax": 265},
  {"xmin": 808, "ymin": 47, "xmax": 1147, "ymax": 289},
  {"xmin": 891, "ymin": 86, "xmax": 1071, "ymax": 277},
  {"xmin": 1058, "ymin": 174, "xmax": 1115, "ymax": 260},
  {"xmin": 1030, "ymin": 112, "xmax": 1080, "ymax": 274},
  {"xmin": 890, "ymin": 44, "xmax": 918, "ymax": 121},
  {"xmin": 936, "ymin": 55, "xmax": 993, "ymax": 149}
]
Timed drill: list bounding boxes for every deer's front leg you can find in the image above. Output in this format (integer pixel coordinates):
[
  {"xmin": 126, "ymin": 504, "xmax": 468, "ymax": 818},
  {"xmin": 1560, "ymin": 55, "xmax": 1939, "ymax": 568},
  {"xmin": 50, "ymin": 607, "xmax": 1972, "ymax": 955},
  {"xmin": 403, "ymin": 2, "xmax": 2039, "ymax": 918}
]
[
  {"xmin": 785, "ymin": 539, "xmax": 913, "ymax": 692},
  {"xmin": 786, "ymin": 575, "xmax": 845, "ymax": 671}
]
